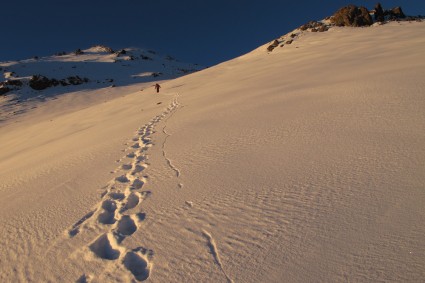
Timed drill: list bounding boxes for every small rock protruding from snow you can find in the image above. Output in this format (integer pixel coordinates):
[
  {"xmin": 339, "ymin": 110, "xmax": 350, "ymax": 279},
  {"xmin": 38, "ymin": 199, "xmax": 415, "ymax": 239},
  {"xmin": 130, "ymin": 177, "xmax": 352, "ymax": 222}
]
[
  {"xmin": 300, "ymin": 21, "xmax": 329, "ymax": 32},
  {"xmin": 267, "ymin": 40, "xmax": 279, "ymax": 52},
  {"xmin": 74, "ymin": 48, "xmax": 84, "ymax": 55}
]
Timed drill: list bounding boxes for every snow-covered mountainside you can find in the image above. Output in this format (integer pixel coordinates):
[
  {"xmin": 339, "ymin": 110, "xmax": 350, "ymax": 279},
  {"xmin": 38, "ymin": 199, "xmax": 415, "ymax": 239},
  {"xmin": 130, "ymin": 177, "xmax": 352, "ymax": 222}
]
[
  {"xmin": 0, "ymin": 45, "xmax": 202, "ymax": 123},
  {"xmin": 0, "ymin": 8, "xmax": 424, "ymax": 283}
]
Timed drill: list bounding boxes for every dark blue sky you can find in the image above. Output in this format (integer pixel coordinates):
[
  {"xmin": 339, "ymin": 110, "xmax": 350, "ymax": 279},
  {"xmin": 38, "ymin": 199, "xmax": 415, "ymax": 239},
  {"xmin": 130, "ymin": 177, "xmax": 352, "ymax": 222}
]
[{"xmin": 2, "ymin": 1, "xmax": 424, "ymax": 66}]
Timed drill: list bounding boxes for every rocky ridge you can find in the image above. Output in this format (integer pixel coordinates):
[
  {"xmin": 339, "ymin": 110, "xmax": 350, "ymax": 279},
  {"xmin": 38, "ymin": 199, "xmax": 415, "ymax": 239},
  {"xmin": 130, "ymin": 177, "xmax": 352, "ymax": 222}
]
[{"xmin": 267, "ymin": 3, "xmax": 423, "ymax": 52}]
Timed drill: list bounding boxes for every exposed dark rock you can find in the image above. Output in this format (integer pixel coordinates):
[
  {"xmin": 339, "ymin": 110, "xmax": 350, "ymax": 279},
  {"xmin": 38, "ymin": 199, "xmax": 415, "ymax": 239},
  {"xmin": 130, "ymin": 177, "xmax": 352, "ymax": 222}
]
[
  {"xmin": 67, "ymin": 76, "xmax": 88, "ymax": 85},
  {"xmin": 55, "ymin": 51, "xmax": 67, "ymax": 56},
  {"xmin": 386, "ymin": 6, "xmax": 406, "ymax": 20},
  {"xmin": 29, "ymin": 75, "xmax": 56, "ymax": 90},
  {"xmin": 374, "ymin": 3, "xmax": 385, "ymax": 22},
  {"xmin": 75, "ymin": 48, "xmax": 84, "ymax": 55},
  {"xmin": 177, "ymin": 68, "xmax": 198, "ymax": 74},
  {"xmin": 0, "ymin": 87, "xmax": 11, "ymax": 95},
  {"xmin": 318, "ymin": 25, "xmax": 329, "ymax": 32},
  {"xmin": 3, "ymin": 79, "xmax": 23, "ymax": 87},
  {"xmin": 0, "ymin": 79, "xmax": 23, "ymax": 95},
  {"xmin": 331, "ymin": 5, "xmax": 373, "ymax": 27},
  {"xmin": 300, "ymin": 21, "xmax": 329, "ymax": 32},
  {"xmin": 267, "ymin": 40, "xmax": 279, "ymax": 52},
  {"xmin": 117, "ymin": 49, "xmax": 127, "ymax": 56},
  {"xmin": 105, "ymin": 47, "xmax": 115, "ymax": 53},
  {"xmin": 29, "ymin": 75, "xmax": 88, "ymax": 90},
  {"xmin": 286, "ymin": 40, "xmax": 293, "ymax": 44},
  {"xmin": 151, "ymin": 72, "xmax": 162, "ymax": 77}
]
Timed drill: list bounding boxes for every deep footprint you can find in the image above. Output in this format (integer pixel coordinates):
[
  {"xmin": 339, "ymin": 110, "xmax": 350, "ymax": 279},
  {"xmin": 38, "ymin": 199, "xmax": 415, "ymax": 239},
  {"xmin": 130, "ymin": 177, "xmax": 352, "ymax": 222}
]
[
  {"xmin": 122, "ymin": 164, "xmax": 133, "ymax": 170},
  {"xmin": 124, "ymin": 192, "xmax": 140, "ymax": 210},
  {"xmin": 98, "ymin": 200, "xmax": 117, "ymax": 224},
  {"xmin": 116, "ymin": 175, "xmax": 130, "ymax": 183},
  {"xmin": 132, "ymin": 179, "xmax": 144, "ymax": 190},
  {"xmin": 132, "ymin": 143, "xmax": 140, "ymax": 149},
  {"xmin": 109, "ymin": 192, "xmax": 125, "ymax": 200},
  {"xmin": 132, "ymin": 164, "xmax": 147, "ymax": 174},
  {"xmin": 136, "ymin": 155, "xmax": 147, "ymax": 162},
  {"xmin": 116, "ymin": 215, "xmax": 137, "ymax": 236},
  {"xmin": 98, "ymin": 211, "xmax": 116, "ymax": 225},
  {"xmin": 123, "ymin": 251, "xmax": 151, "ymax": 281},
  {"xmin": 89, "ymin": 233, "xmax": 121, "ymax": 260}
]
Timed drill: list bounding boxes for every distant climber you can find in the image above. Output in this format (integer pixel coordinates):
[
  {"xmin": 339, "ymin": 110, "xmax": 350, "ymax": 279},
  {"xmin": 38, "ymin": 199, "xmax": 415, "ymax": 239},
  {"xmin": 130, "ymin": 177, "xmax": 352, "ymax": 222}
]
[{"xmin": 154, "ymin": 83, "xmax": 161, "ymax": 93}]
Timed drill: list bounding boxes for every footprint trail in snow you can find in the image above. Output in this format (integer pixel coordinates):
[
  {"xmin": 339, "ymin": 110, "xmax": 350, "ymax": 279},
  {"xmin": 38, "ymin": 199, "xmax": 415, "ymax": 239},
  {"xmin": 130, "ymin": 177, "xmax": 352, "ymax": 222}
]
[{"xmin": 65, "ymin": 96, "xmax": 180, "ymax": 281}]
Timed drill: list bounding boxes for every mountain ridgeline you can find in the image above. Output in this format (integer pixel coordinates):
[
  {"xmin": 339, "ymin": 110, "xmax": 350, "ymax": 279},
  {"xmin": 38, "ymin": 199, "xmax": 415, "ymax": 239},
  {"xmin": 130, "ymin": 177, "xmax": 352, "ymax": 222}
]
[{"xmin": 267, "ymin": 3, "xmax": 423, "ymax": 52}]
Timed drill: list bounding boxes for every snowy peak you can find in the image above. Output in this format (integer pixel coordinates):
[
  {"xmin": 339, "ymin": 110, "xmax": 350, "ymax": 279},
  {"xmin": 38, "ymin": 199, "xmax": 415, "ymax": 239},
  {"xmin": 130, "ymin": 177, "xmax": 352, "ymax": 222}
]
[{"xmin": 0, "ymin": 45, "xmax": 202, "ymax": 96}]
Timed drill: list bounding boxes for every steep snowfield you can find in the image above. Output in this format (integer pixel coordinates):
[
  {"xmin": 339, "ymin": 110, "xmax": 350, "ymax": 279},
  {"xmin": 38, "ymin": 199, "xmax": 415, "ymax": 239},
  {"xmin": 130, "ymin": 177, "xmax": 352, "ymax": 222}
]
[{"xmin": 0, "ymin": 21, "xmax": 424, "ymax": 282}]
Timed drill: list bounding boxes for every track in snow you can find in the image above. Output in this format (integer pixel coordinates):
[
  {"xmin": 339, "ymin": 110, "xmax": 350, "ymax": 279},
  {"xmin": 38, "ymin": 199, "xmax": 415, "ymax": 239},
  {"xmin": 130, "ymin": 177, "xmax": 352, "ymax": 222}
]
[{"xmin": 65, "ymin": 96, "xmax": 180, "ymax": 281}]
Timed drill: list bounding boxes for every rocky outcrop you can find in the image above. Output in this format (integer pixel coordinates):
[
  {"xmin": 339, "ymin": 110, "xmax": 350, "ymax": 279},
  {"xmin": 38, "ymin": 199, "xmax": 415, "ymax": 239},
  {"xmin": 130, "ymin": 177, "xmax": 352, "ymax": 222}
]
[
  {"xmin": 151, "ymin": 72, "xmax": 162, "ymax": 78},
  {"xmin": 0, "ymin": 79, "xmax": 23, "ymax": 95},
  {"xmin": 177, "ymin": 68, "xmax": 198, "ymax": 74},
  {"xmin": 387, "ymin": 7, "xmax": 405, "ymax": 20},
  {"xmin": 29, "ymin": 75, "xmax": 89, "ymax": 90},
  {"xmin": 75, "ymin": 48, "xmax": 84, "ymax": 55},
  {"xmin": 300, "ymin": 21, "xmax": 329, "ymax": 32},
  {"xmin": 374, "ymin": 3, "xmax": 385, "ymax": 22},
  {"xmin": 265, "ymin": 4, "xmax": 420, "ymax": 53},
  {"xmin": 331, "ymin": 5, "xmax": 373, "ymax": 27},
  {"xmin": 1, "ymin": 79, "xmax": 23, "ymax": 87},
  {"xmin": 267, "ymin": 40, "xmax": 279, "ymax": 52},
  {"xmin": 374, "ymin": 4, "xmax": 406, "ymax": 22},
  {"xmin": 55, "ymin": 51, "xmax": 67, "ymax": 56},
  {"xmin": 116, "ymin": 49, "xmax": 127, "ymax": 56},
  {"xmin": 66, "ymin": 76, "xmax": 89, "ymax": 85},
  {"xmin": 0, "ymin": 86, "xmax": 10, "ymax": 95},
  {"xmin": 266, "ymin": 20, "xmax": 332, "ymax": 52},
  {"xmin": 29, "ymin": 75, "xmax": 58, "ymax": 90}
]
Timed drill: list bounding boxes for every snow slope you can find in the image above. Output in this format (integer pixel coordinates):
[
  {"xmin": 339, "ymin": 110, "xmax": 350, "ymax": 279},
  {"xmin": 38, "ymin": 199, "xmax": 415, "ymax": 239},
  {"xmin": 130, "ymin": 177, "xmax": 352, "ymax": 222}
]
[{"xmin": 0, "ymin": 21, "xmax": 424, "ymax": 282}]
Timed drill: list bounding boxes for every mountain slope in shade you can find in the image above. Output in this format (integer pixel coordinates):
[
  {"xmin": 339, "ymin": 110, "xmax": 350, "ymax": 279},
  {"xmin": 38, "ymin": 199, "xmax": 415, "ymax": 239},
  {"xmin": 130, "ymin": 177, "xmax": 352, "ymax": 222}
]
[
  {"xmin": 0, "ymin": 45, "xmax": 202, "ymax": 123},
  {"xmin": 0, "ymin": 20, "xmax": 424, "ymax": 283}
]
